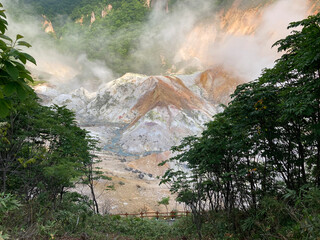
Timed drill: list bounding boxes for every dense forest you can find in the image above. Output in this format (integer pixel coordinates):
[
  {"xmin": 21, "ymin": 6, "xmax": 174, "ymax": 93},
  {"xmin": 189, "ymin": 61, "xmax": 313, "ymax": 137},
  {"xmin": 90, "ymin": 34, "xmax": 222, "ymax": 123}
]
[{"xmin": 1, "ymin": 0, "xmax": 320, "ymax": 239}]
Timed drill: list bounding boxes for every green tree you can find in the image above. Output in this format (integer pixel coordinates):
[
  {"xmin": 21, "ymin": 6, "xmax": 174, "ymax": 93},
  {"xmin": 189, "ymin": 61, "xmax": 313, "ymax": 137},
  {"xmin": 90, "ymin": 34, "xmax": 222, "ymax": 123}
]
[
  {"xmin": 158, "ymin": 196, "xmax": 170, "ymax": 214},
  {"xmin": 160, "ymin": 12, "xmax": 320, "ymax": 237},
  {"xmin": 0, "ymin": 3, "xmax": 36, "ymax": 117},
  {"xmin": 0, "ymin": 96, "xmax": 103, "ymax": 212}
]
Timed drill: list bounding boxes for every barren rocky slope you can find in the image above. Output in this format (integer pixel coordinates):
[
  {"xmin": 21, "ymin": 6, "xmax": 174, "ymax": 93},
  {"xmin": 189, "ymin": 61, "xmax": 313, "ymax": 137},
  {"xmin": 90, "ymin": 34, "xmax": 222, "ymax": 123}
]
[
  {"xmin": 32, "ymin": 0, "xmax": 319, "ymax": 213},
  {"xmin": 36, "ymin": 68, "xmax": 240, "ymax": 156},
  {"xmin": 35, "ymin": 67, "xmax": 240, "ymax": 213}
]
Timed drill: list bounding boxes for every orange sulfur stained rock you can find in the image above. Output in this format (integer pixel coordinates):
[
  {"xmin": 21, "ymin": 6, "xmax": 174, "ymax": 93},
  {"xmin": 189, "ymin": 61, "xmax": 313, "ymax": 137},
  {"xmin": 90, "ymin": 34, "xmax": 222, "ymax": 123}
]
[
  {"xmin": 130, "ymin": 76, "xmax": 205, "ymax": 126},
  {"xmin": 102, "ymin": 4, "xmax": 112, "ymax": 17},
  {"xmin": 75, "ymin": 16, "xmax": 84, "ymax": 25},
  {"xmin": 42, "ymin": 15, "xmax": 55, "ymax": 34},
  {"xmin": 196, "ymin": 67, "xmax": 243, "ymax": 105},
  {"xmin": 219, "ymin": 6, "xmax": 262, "ymax": 36},
  {"xmin": 90, "ymin": 11, "xmax": 96, "ymax": 24},
  {"xmin": 308, "ymin": 0, "xmax": 320, "ymax": 15}
]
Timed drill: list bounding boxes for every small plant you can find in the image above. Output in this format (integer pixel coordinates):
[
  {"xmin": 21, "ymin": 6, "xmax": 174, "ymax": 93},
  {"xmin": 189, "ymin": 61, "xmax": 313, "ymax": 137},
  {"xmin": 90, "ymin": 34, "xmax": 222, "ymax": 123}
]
[
  {"xmin": 0, "ymin": 192, "xmax": 21, "ymax": 215},
  {"xmin": 0, "ymin": 193, "xmax": 20, "ymax": 240},
  {"xmin": 0, "ymin": 231, "xmax": 10, "ymax": 240},
  {"xmin": 118, "ymin": 181, "xmax": 125, "ymax": 186},
  {"xmin": 158, "ymin": 196, "xmax": 170, "ymax": 214}
]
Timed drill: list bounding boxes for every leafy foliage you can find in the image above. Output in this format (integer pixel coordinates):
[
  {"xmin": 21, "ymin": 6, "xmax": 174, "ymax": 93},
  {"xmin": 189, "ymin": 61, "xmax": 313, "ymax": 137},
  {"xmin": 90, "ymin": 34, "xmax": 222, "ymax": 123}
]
[
  {"xmin": 0, "ymin": 192, "xmax": 21, "ymax": 215},
  {"xmin": 58, "ymin": 0, "xmax": 149, "ymax": 75},
  {"xmin": 0, "ymin": 0, "xmax": 103, "ymax": 216},
  {"xmin": 160, "ymin": 12, "xmax": 320, "ymax": 239},
  {"xmin": 0, "ymin": 96, "xmax": 102, "ymax": 209},
  {"xmin": 0, "ymin": 3, "xmax": 36, "ymax": 117}
]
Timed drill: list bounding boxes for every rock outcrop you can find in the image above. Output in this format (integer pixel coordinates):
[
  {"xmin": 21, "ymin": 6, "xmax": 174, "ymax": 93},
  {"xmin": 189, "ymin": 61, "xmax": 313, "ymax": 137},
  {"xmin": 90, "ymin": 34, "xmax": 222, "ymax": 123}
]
[
  {"xmin": 42, "ymin": 15, "xmax": 55, "ymax": 34},
  {"xmin": 37, "ymin": 67, "xmax": 239, "ymax": 155}
]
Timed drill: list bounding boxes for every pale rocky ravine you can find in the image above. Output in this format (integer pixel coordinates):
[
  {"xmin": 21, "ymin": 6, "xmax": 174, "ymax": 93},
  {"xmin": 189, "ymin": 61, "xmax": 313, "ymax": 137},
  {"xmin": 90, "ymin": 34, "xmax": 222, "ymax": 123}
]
[
  {"xmin": 33, "ymin": 0, "xmax": 320, "ymax": 213},
  {"xmin": 35, "ymin": 67, "xmax": 239, "ymax": 213},
  {"xmin": 38, "ymin": 69, "xmax": 235, "ymax": 155}
]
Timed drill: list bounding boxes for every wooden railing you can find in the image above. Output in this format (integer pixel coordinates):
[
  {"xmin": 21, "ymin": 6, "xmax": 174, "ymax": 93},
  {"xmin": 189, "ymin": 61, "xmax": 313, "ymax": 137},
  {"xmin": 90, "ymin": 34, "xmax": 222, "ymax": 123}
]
[{"xmin": 111, "ymin": 211, "xmax": 191, "ymax": 219}]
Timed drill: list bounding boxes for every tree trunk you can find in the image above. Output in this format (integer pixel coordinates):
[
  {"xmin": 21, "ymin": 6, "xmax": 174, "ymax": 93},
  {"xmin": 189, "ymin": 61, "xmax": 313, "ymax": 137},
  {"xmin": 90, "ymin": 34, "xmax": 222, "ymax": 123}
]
[
  {"xmin": 90, "ymin": 179, "xmax": 99, "ymax": 214},
  {"xmin": 297, "ymin": 129, "xmax": 307, "ymax": 186},
  {"xmin": 2, "ymin": 167, "xmax": 6, "ymax": 192}
]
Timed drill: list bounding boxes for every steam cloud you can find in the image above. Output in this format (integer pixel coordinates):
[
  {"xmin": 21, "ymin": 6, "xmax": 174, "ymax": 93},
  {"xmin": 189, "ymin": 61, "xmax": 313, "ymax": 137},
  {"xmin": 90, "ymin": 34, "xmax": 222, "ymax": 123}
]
[
  {"xmin": 3, "ymin": 0, "xmax": 114, "ymax": 93},
  {"xmin": 2, "ymin": 0, "xmax": 315, "ymax": 92},
  {"xmin": 135, "ymin": 0, "xmax": 311, "ymax": 80},
  {"xmin": 208, "ymin": 0, "xmax": 309, "ymax": 80}
]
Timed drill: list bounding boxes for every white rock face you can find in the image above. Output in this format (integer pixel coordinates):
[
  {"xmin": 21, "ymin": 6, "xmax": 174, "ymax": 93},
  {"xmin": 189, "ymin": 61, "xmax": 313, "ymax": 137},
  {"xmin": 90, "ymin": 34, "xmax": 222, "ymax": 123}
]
[
  {"xmin": 35, "ymin": 70, "xmax": 238, "ymax": 155},
  {"xmin": 51, "ymin": 87, "xmax": 96, "ymax": 122},
  {"xmin": 120, "ymin": 105, "xmax": 212, "ymax": 153},
  {"xmin": 86, "ymin": 73, "xmax": 145, "ymax": 124}
]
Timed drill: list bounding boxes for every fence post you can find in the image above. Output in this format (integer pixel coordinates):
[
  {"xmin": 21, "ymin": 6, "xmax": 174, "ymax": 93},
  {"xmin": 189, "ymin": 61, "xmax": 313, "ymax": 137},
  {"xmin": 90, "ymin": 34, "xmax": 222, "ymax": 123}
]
[
  {"xmin": 156, "ymin": 211, "xmax": 159, "ymax": 220},
  {"xmin": 140, "ymin": 212, "xmax": 144, "ymax": 218},
  {"xmin": 170, "ymin": 211, "xmax": 175, "ymax": 219},
  {"xmin": 125, "ymin": 213, "xmax": 128, "ymax": 218},
  {"xmin": 186, "ymin": 210, "xmax": 189, "ymax": 217}
]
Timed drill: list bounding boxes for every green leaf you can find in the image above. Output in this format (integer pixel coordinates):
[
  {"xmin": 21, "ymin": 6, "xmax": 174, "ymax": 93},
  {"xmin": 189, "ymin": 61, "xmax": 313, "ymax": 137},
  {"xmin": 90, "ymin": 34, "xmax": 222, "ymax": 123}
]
[
  {"xmin": 0, "ymin": 99, "xmax": 10, "ymax": 118},
  {"xmin": 19, "ymin": 72, "xmax": 33, "ymax": 82},
  {"xmin": 3, "ymin": 82, "xmax": 16, "ymax": 96},
  {"xmin": 0, "ymin": 17, "xmax": 7, "ymax": 34},
  {"xmin": 4, "ymin": 62, "xmax": 19, "ymax": 80},
  {"xmin": 16, "ymin": 34, "xmax": 23, "ymax": 40},
  {"xmin": 0, "ymin": 10, "xmax": 5, "ymax": 18},
  {"xmin": 9, "ymin": 49, "xmax": 19, "ymax": 58},
  {"xmin": 0, "ymin": 34, "xmax": 12, "ymax": 42},
  {"xmin": 20, "ymin": 52, "xmax": 36, "ymax": 65},
  {"xmin": 0, "ymin": 39, "xmax": 7, "ymax": 50},
  {"xmin": 17, "ymin": 41, "xmax": 31, "ymax": 48},
  {"xmin": 11, "ymin": 60, "xmax": 25, "ymax": 70},
  {"xmin": 0, "ymin": 26, "xmax": 6, "ymax": 34},
  {"xmin": 16, "ymin": 53, "xmax": 26, "ymax": 64},
  {"xmin": 16, "ymin": 84, "xmax": 27, "ymax": 100}
]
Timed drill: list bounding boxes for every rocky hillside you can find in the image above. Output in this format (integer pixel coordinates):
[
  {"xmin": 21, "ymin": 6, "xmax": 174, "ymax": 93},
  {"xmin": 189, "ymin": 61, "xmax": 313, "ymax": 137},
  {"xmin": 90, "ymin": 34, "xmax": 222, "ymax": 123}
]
[
  {"xmin": 177, "ymin": 0, "xmax": 320, "ymax": 71},
  {"xmin": 33, "ymin": 67, "xmax": 242, "ymax": 213},
  {"xmin": 36, "ymin": 67, "xmax": 241, "ymax": 155},
  {"xmin": 32, "ymin": 0, "xmax": 319, "ymax": 156},
  {"xmin": 26, "ymin": 0, "xmax": 320, "ymax": 213}
]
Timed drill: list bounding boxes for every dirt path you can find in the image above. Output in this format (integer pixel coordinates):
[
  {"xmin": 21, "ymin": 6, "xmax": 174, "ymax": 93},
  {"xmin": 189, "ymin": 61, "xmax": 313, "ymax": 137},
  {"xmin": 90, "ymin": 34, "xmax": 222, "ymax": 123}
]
[{"xmin": 77, "ymin": 151, "xmax": 185, "ymax": 214}]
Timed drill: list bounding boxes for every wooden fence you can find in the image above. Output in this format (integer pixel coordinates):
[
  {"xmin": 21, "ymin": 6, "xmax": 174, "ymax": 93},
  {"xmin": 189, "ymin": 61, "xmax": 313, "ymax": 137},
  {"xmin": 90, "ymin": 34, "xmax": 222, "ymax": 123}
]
[{"xmin": 111, "ymin": 211, "xmax": 191, "ymax": 219}]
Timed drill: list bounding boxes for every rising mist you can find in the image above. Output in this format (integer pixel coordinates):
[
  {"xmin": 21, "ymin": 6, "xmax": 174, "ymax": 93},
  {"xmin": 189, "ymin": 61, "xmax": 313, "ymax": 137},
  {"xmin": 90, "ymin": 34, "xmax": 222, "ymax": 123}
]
[{"xmin": 2, "ymin": 0, "xmax": 316, "ymax": 92}]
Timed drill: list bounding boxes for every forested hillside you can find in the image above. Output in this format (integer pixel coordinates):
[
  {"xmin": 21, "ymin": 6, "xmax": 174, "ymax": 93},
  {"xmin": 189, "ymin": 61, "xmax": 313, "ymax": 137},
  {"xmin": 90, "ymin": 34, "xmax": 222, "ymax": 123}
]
[
  {"xmin": 10, "ymin": 0, "xmax": 149, "ymax": 75},
  {"xmin": 21, "ymin": 0, "xmax": 84, "ymax": 19}
]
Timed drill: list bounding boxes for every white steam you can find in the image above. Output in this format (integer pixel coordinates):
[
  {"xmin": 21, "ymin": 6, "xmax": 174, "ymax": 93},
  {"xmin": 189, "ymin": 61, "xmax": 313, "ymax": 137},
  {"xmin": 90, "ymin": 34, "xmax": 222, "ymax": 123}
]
[
  {"xmin": 131, "ymin": 0, "xmax": 215, "ymax": 74},
  {"xmin": 128, "ymin": 0, "xmax": 313, "ymax": 80},
  {"xmin": 3, "ymin": 0, "xmax": 114, "ymax": 92},
  {"xmin": 209, "ymin": 0, "xmax": 309, "ymax": 80},
  {"xmin": 1, "ymin": 0, "xmax": 316, "ymax": 91},
  {"xmin": 142, "ymin": 0, "xmax": 311, "ymax": 80}
]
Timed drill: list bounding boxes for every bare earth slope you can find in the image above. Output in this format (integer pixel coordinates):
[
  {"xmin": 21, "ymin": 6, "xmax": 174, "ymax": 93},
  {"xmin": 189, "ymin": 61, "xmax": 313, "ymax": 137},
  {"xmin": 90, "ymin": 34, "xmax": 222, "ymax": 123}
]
[
  {"xmin": 32, "ymin": 0, "xmax": 319, "ymax": 213},
  {"xmin": 37, "ymin": 69, "xmax": 238, "ymax": 155},
  {"xmin": 35, "ymin": 67, "xmax": 239, "ymax": 213}
]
